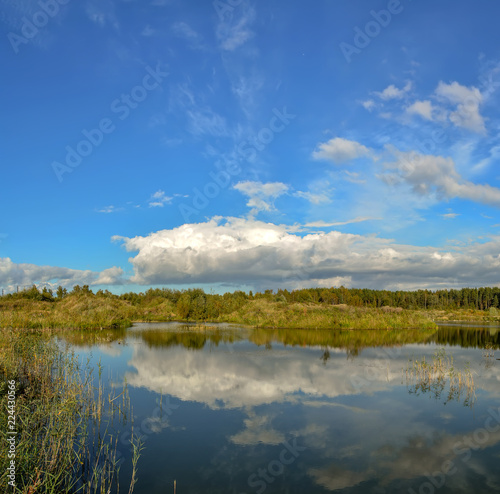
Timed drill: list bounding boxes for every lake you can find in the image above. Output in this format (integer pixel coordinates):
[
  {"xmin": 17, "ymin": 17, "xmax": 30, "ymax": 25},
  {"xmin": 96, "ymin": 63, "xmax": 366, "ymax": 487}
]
[{"xmin": 57, "ymin": 322, "xmax": 500, "ymax": 494}]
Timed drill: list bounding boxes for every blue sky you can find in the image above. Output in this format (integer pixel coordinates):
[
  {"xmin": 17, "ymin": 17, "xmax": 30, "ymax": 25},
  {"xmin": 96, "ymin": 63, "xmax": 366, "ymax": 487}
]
[{"xmin": 2, "ymin": 0, "xmax": 500, "ymax": 293}]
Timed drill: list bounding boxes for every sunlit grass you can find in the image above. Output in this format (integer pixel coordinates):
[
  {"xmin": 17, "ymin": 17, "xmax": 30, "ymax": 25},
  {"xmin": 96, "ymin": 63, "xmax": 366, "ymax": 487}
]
[
  {"xmin": 222, "ymin": 299, "xmax": 438, "ymax": 330},
  {"xmin": 0, "ymin": 329, "xmax": 140, "ymax": 493},
  {"xmin": 0, "ymin": 294, "xmax": 439, "ymax": 330}
]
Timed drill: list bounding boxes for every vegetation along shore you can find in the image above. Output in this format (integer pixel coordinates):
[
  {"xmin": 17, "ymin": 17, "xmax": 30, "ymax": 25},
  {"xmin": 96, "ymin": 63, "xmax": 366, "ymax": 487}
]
[{"xmin": 2, "ymin": 284, "xmax": 500, "ymax": 331}]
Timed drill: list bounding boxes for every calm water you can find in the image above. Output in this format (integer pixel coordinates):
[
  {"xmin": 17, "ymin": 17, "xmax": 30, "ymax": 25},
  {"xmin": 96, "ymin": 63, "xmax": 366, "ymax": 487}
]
[{"xmin": 57, "ymin": 323, "xmax": 500, "ymax": 494}]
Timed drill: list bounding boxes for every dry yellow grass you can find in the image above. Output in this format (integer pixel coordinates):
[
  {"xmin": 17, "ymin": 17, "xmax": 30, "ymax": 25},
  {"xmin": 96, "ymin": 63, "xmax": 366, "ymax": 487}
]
[{"xmin": 404, "ymin": 348, "xmax": 476, "ymax": 406}]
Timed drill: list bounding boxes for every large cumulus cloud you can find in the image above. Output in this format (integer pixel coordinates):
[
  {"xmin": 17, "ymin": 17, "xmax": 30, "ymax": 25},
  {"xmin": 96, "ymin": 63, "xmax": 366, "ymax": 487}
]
[{"xmin": 114, "ymin": 217, "xmax": 500, "ymax": 290}]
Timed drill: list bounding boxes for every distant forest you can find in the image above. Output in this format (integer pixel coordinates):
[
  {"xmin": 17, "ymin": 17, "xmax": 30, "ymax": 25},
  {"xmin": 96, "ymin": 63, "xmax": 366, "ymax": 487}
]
[{"xmin": 3, "ymin": 284, "xmax": 500, "ymax": 313}]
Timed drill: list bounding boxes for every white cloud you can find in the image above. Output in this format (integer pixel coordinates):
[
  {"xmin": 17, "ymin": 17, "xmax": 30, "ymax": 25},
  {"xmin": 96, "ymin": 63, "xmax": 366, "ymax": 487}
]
[
  {"xmin": 113, "ymin": 216, "xmax": 500, "ymax": 290},
  {"xmin": 406, "ymin": 100, "xmax": 434, "ymax": 120},
  {"xmin": 172, "ymin": 22, "xmax": 205, "ymax": 50},
  {"xmin": 97, "ymin": 205, "xmax": 121, "ymax": 213},
  {"xmin": 312, "ymin": 138, "xmax": 371, "ymax": 164},
  {"xmin": 293, "ymin": 190, "xmax": 330, "ymax": 204},
  {"xmin": 304, "ymin": 217, "xmax": 380, "ymax": 228},
  {"xmin": 441, "ymin": 213, "xmax": 460, "ymax": 219},
  {"xmin": 93, "ymin": 266, "xmax": 125, "ymax": 285},
  {"xmin": 374, "ymin": 81, "xmax": 412, "ymax": 101},
  {"xmin": 229, "ymin": 412, "xmax": 284, "ymax": 445},
  {"xmin": 149, "ymin": 190, "xmax": 173, "ymax": 208},
  {"xmin": 216, "ymin": 7, "xmax": 255, "ymax": 51},
  {"xmin": 381, "ymin": 147, "xmax": 500, "ymax": 207},
  {"xmin": 141, "ymin": 25, "xmax": 155, "ymax": 37},
  {"xmin": 0, "ymin": 258, "xmax": 124, "ymax": 290},
  {"xmin": 361, "ymin": 99, "xmax": 376, "ymax": 111},
  {"xmin": 85, "ymin": 0, "xmax": 119, "ymax": 30},
  {"xmin": 122, "ymin": 338, "xmax": 500, "ymax": 491},
  {"xmin": 344, "ymin": 170, "xmax": 366, "ymax": 184},
  {"xmin": 435, "ymin": 81, "xmax": 485, "ymax": 133},
  {"xmin": 186, "ymin": 108, "xmax": 228, "ymax": 137},
  {"xmin": 233, "ymin": 181, "xmax": 289, "ymax": 216}
]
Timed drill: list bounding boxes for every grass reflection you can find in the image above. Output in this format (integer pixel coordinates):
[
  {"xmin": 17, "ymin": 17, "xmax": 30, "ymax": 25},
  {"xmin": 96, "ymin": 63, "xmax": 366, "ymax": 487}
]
[
  {"xmin": 404, "ymin": 348, "xmax": 476, "ymax": 407},
  {"xmin": 108, "ymin": 324, "xmax": 439, "ymax": 353}
]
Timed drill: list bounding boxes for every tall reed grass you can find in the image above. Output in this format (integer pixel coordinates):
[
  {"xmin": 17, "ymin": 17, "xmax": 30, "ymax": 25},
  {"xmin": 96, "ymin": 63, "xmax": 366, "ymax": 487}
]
[
  {"xmin": 0, "ymin": 329, "xmax": 140, "ymax": 493},
  {"xmin": 404, "ymin": 348, "xmax": 476, "ymax": 407}
]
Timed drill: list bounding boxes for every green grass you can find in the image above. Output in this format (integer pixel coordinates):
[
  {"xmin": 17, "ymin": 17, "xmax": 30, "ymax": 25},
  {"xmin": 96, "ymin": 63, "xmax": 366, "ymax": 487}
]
[
  {"xmin": 219, "ymin": 299, "xmax": 438, "ymax": 330},
  {"xmin": 0, "ymin": 329, "xmax": 139, "ymax": 493},
  {"xmin": 0, "ymin": 292, "xmax": 440, "ymax": 331},
  {"xmin": 424, "ymin": 307, "xmax": 500, "ymax": 322}
]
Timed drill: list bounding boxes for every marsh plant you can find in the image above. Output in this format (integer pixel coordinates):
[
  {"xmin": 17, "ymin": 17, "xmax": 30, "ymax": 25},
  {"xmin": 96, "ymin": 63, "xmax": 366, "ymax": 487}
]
[
  {"xmin": 0, "ymin": 329, "xmax": 141, "ymax": 493},
  {"xmin": 482, "ymin": 342, "xmax": 495, "ymax": 358},
  {"xmin": 404, "ymin": 348, "xmax": 476, "ymax": 407}
]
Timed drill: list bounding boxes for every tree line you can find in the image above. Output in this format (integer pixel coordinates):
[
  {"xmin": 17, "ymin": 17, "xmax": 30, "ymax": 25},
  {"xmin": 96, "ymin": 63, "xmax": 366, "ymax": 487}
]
[{"xmin": 2, "ymin": 284, "xmax": 500, "ymax": 312}]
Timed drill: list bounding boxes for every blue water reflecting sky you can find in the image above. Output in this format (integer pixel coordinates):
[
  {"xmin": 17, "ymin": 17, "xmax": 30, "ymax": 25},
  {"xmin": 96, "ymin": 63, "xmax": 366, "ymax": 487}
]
[{"xmin": 61, "ymin": 323, "xmax": 500, "ymax": 493}]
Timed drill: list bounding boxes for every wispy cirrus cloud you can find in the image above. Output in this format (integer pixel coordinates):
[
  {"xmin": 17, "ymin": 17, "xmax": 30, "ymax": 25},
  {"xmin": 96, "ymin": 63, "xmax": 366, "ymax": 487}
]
[
  {"xmin": 97, "ymin": 205, "xmax": 122, "ymax": 214},
  {"xmin": 172, "ymin": 21, "xmax": 206, "ymax": 50},
  {"xmin": 85, "ymin": 0, "xmax": 119, "ymax": 30},
  {"xmin": 293, "ymin": 190, "xmax": 331, "ymax": 205},
  {"xmin": 303, "ymin": 217, "xmax": 381, "ymax": 228},
  {"xmin": 216, "ymin": 6, "xmax": 256, "ymax": 52},
  {"xmin": 149, "ymin": 190, "xmax": 173, "ymax": 207},
  {"xmin": 441, "ymin": 212, "xmax": 460, "ymax": 219}
]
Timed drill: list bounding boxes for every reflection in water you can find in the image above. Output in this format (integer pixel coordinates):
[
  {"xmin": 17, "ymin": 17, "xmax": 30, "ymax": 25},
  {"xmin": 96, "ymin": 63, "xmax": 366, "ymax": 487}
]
[
  {"xmin": 404, "ymin": 348, "xmax": 476, "ymax": 407},
  {"xmin": 59, "ymin": 323, "xmax": 500, "ymax": 493},
  {"xmin": 431, "ymin": 325, "xmax": 500, "ymax": 349},
  {"xmin": 129, "ymin": 323, "xmax": 248, "ymax": 350},
  {"xmin": 57, "ymin": 326, "xmax": 127, "ymax": 347},
  {"xmin": 126, "ymin": 323, "xmax": 439, "ymax": 355}
]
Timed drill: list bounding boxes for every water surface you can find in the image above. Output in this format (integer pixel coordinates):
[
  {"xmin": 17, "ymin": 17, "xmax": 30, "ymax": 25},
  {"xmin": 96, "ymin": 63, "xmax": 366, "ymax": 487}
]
[{"xmin": 58, "ymin": 323, "xmax": 500, "ymax": 493}]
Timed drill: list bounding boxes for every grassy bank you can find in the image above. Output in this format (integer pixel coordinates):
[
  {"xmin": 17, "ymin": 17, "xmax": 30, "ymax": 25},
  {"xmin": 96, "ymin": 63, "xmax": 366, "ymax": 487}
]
[
  {"xmin": 0, "ymin": 329, "xmax": 138, "ymax": 493},
  {"xmin": 0, "ymin": 289, "xmax": 441, "ymax": 330},
  {"xmin": 0, "ymin": 296, "xmax": 138, "ymax": 330},
  {"xmin": 220, "ymin": 299, "xmax": 438, "ymax": 330},
  {"xmin": 424, "ymin": 307, "xmax": 500, "ymax": 322}
]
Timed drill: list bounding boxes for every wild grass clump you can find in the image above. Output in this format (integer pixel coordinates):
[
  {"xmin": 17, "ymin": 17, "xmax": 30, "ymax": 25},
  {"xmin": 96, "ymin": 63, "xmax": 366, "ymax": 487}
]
[
  {"xmin": 0, "ymin": 329, "xmax": 140, "ymax": 493},
  {"xmin": 221, "ymin": 299, "xmax": 437, "ymax": 330},
  {"xmin": 0, "ymin": 296, "xmax": 134, "ymax": 330},
  {"xmin": 404, "ymin": 348, "xmax": 476, "ymax": 407}
]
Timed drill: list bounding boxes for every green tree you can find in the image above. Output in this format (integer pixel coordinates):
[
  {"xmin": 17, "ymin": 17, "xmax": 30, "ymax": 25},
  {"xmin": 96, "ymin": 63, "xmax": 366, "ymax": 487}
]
[
  {"xmin": 56, "ymin": 286, "xmax": 67, "ymax": 299},
  {"xmin": 176, "ymin": 293, "xmax": 191, "ymax": 319}
]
